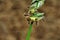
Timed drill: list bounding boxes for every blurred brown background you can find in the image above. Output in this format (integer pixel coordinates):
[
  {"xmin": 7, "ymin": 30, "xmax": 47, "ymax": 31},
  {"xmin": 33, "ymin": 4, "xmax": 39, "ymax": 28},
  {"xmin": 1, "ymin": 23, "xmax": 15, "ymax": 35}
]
[{"xmin": 0, "ymin": 0, "xmax": 60, "ymax": 40}]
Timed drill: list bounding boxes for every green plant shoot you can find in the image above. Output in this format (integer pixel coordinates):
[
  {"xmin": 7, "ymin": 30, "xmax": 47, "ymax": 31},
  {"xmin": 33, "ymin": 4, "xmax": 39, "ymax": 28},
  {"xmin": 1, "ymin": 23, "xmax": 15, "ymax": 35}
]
[{"xmin": 25, "ymin": 0, "xmax": 45, "ymax": 40}]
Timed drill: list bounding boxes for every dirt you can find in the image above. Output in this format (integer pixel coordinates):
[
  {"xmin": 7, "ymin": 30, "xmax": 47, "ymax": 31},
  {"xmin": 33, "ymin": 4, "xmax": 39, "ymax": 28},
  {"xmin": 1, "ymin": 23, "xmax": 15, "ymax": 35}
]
[{"xmin": 0, "ymin": 0, "xmax": 60, "ymax": 40}]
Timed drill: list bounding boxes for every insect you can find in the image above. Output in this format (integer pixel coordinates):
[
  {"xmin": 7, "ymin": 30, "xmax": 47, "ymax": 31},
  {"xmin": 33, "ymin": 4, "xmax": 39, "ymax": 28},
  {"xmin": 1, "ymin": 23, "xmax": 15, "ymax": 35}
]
[{"xmin": 24, "ymin": 0, "xmax": 45, "ymax": 24}]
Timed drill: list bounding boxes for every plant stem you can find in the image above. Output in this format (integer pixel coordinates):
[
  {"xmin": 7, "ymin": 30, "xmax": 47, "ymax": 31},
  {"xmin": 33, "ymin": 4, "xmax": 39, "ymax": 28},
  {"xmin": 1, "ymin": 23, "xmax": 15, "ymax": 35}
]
[{"xmin": 26, "ymin": 23, "xmax": 33, "ymax": 40}]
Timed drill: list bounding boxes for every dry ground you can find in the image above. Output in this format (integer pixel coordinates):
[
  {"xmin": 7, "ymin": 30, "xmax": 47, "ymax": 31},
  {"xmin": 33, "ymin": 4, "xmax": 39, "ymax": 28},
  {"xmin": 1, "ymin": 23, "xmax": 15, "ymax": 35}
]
[{"xmin": 0, "ymin": 0, "xmax": 60, "ymax": 40}]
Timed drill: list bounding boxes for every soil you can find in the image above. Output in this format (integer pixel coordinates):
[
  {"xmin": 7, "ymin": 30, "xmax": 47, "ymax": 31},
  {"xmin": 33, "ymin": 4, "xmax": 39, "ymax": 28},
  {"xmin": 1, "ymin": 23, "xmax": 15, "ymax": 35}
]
[{"xmin": 0, "ymin": 0, "xmax": 60, "ymax": 40}]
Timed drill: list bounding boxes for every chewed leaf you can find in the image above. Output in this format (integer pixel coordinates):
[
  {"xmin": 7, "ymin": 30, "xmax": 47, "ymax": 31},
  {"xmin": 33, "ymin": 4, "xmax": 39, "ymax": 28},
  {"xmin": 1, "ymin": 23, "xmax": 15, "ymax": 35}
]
[
  {"xmin": 31, "ymin": 0, "xmax": 45, "ymax": 9},
  {"xmin": 38, "ymin": 1, "xmax": 44, "ymax": 8},
  {"xmin": 37, "ymin": 16, "xmax": 44, "ymax": 21},
  {"xmin": 30, "ymin": 17, "xmax": 37, "ymax": 21},
  {"xmin": 37, "ymin": 12, "xmax": 44, "ymax": 15}
]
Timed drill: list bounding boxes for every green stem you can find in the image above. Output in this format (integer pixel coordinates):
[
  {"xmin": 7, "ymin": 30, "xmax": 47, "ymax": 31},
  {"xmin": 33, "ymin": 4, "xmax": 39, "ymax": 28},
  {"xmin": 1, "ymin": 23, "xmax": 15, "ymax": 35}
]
[{"xmin": 26, "ymin": 24, "xmax": 33, "ymax": 40}]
